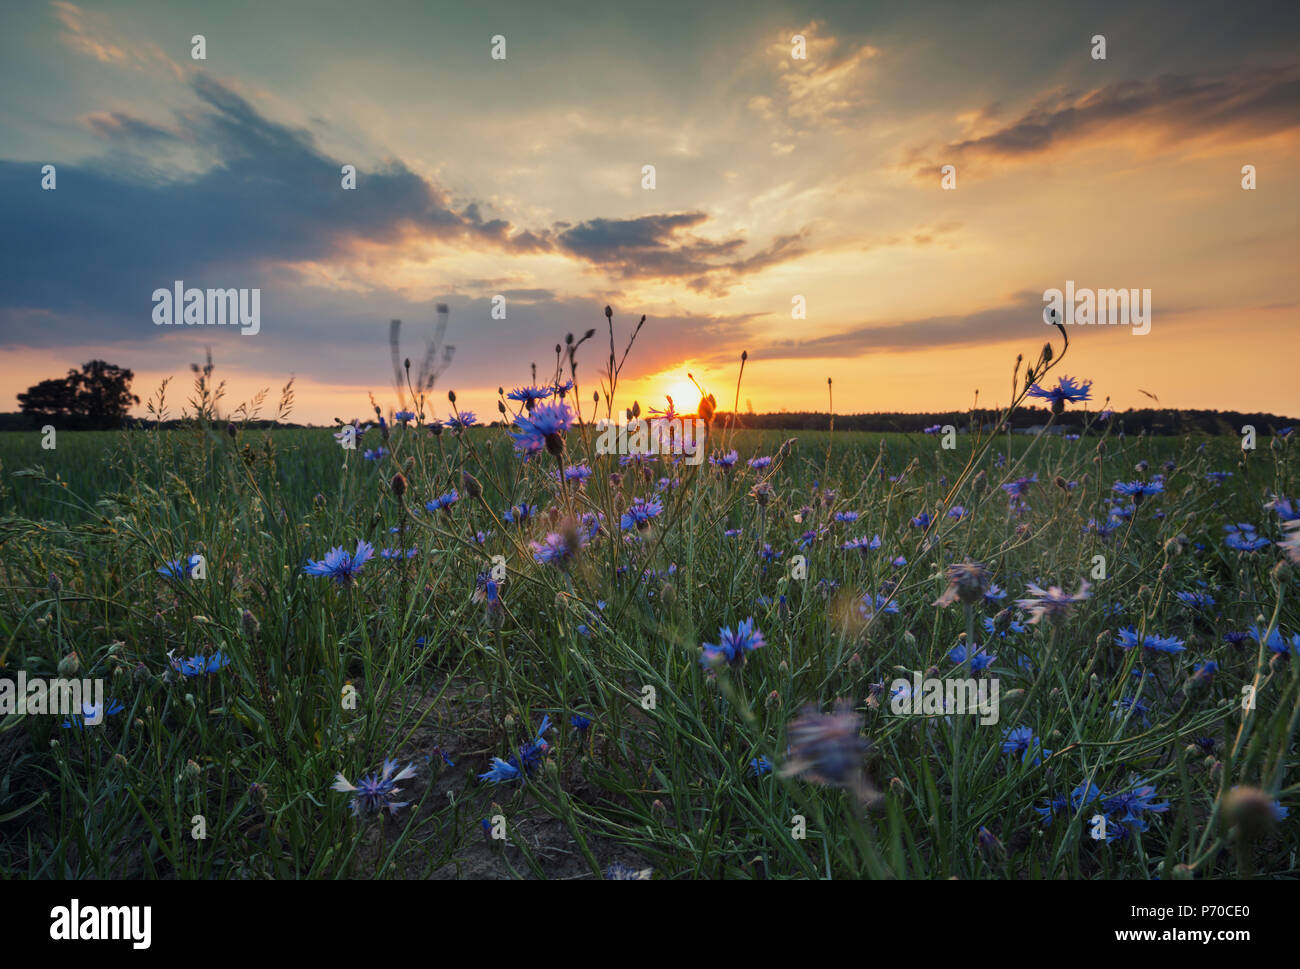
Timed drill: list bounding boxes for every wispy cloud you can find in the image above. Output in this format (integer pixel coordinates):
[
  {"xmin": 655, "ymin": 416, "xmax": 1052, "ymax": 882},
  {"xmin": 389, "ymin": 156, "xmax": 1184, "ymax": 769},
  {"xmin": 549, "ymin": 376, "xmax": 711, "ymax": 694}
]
[{"xmin": 909, "ymin": 63, "xmax": 1300, "ymax": 177}]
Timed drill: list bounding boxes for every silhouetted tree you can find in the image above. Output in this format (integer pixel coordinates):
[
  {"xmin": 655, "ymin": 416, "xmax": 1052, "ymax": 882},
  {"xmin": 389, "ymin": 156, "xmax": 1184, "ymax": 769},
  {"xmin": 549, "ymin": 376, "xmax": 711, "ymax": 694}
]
[{"xmin": 17, "ymin": 360, "xmax": 140, "ymax": 429}]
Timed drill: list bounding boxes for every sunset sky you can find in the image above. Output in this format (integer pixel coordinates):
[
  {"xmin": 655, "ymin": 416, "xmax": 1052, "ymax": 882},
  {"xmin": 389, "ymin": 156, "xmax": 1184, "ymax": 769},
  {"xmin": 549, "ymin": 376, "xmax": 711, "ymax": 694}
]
[{"xmin": 1, "ymin": 0, "xmax": 1298, "ymax": 425}]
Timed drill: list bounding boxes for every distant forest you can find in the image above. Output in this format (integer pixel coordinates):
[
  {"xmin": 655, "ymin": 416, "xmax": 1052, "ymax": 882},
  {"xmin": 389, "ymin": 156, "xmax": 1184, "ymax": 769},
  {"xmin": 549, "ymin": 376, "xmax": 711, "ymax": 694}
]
[{"xmin": 0, "ymin": 406, "xmax": 1293, "ymax": 435}]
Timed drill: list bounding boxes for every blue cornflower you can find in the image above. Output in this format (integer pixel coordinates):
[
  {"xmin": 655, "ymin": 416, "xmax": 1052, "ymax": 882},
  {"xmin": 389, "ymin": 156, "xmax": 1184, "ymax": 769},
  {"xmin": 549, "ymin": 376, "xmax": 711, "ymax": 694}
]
[
  {"xmin": 1035, "ymin": 793, "xmax": 1072, "ymax": 825},
  {"xmin": 393, "ymin": 410, "xmax": 416, "ymax": 423},
  {"xmin": 531, "ymin": 530, "xmax": 587, "ymax": 565},
  {"xmin": 1102, "ymin": 777, "xmax": 1169, "ymax": 827},
  {"xmin": 947, "ymin": 642, "xmax": 996, "ymax": 672},
  {"xmin": 507, "ymin": 385, "xmax": 555, "ymax": 408},
  {"xmin": 1027, "ymin": 375, "xmax": 1092, "ymax": 408},
  {"xmin": 620, "ymin": 496, "xmax": 663, "ymax": 531},
  {"xmin": 835, "ymin": 510, "xmax": 859, "ymax": 523},
  {"xmin": 570, "ymin": 713, "xmax": 593, "ymax": 731},
  {"xmin": 749, "ymin": 756, "xmax": 774, "ymax": 777},
  {"xmin": 331, "ymin": 758, "xmax": 418, "ymax": 817},
  {"xmin": 1001, "ymin": 726, "xmax": 1051, "ymax": 764},
  {"xmin": 363, "ymin": 447, "xmax": 389, "ymax": 461},
  {"xmin": 1224, "ymin": 523, "xmax": 1269, "ymax": 552},
  {"xmin": 1112, "ymin": 695, "xmax": 1151, "ymax": 725},
  {"xmin": 425, "ymin": 490, "xmax": 459, "ymax": 513},
  {"xmin": 446, "ymin": 411, "xmax": 477, "ymax": 431},
  {"xmin": 1113, "ymin": 480, "xmax": 1164, "ymax": 499},
  {"xmin": 983, "ymin": 616, "xmax": 1027, "ymax": 639},
  {"xmin": 710, "ymin": 449, "xmax": 739, "ymax": 469},
  {"xmin": 509, "ymin": 402, "xmax": 574, "ymax": 456},
  {"xmin": 748, "ymin": 456, "xmax": 772, "ymax": 470},
  {"xmin": 1267, "ymin": 496, "xmax": 1300, "ymax": 522},
  {"xmin": 841, "ymin": 534, "xmax": 882, "ymax": 552},
  {"xmin": 380, "ymin": 547, "xmax": 418, "ymax": 559},
  {"xmin": 503, "ymin": 503, "xmax": 538, "ymax": 525},
  {"xmin": 1249, "ymin": 624, "xmax": 1297, "ymax": 657},
  {"xmin": 724, "ymin": 528, "xmax": 743, "ymax": 538},
  {"xmin": 478, "ymin": 758, "xmax": 521, "ymax": 783},
  {"xmin": 170, "ymin": 650, "xmax": 232, "ymax": 677},
  {"xmin": 559, "ymin": 463, "xmax": 593, "ymax": 484},
  {"xmin": 1115, "ymin": 627, "xmax": 1186, "ymax": 654},
  {"xmin": 1205, "ymin": 471, "xmax": 1232, "ymax": 486},
  {"xmin": 304, "ymin": 540, "xmax": 375, "ymax": 585},
  {"xmin": 948, "ymin": 506, "xmax": 966, "ymax": 519},
  {"xmin": 859, "ymin": 594, "xmax": 900, "ymax": 619},
  {"xmin": 472, "ymin": 570, "xmax": 502, "ymax": 611},
  {"xmin": 910, "ymin": 512, "xmax": 932, "ymax": 528},
  {"xmin": 1175, "ymin": 590, "xmax": 1215, "ymax": 609},
  {"xmin": 479, "ymin": 716, "xmax": 552, "ymax": 784},
  {"xmin": 700, "ymin": 618, "xmax": 766, "ymax": 667},
  {"xmin": 1001, "ymin": 474, "xmax": 1037, "ymax": 498},
  {"xmin": 157, "ymin": 555, "xmax": 202, "ymax": 580}
]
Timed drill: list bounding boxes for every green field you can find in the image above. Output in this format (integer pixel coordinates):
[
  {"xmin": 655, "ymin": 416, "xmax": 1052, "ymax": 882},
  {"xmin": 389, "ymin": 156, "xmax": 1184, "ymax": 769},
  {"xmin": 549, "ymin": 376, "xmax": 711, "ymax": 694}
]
[{"xmin": 0, "ymin": 410, "xmax": 1296, "ymax": 879}]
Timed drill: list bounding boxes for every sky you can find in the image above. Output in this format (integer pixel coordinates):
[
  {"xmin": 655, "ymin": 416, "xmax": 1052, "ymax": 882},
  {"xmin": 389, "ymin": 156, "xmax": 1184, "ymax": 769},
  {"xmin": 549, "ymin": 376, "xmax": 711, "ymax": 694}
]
[{"xmin": 1, "ymin": 0, "xmax": 1298, "ymax": 425}]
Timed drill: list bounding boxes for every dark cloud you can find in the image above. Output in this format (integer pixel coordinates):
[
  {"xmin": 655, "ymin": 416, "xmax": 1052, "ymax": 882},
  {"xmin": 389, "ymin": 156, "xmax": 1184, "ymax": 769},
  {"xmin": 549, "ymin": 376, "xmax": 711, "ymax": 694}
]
[
  {"xmin": 0, "ymin": 72, "xmax": 549, "ymax": 345},
  {"xmin": 83, "ymin": 111, "xmax": 179, "ymax": 142},
  {"xmin": 913, "ymin": 63, "xmax": 1300, "ymax": 174},
  {"xmin": 554, "ymin": 214, "xmax": 807, "ymax": 292},
  {"xmin": 0, "ymin": 71, "xmax": 803, "ymax": 351}
]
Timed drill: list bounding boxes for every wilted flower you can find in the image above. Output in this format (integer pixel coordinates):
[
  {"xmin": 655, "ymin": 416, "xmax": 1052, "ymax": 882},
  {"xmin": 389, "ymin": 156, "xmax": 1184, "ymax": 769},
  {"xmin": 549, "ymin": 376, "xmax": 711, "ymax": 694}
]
[
  {"xmin": 331, "ymin": 758, "xmax": 418, "ymax": 817},
  {"xmin": 780, "ymin": 700, "xmax": 873, "ymax": 800},
  {"xmin": 934, "ymin": 561, "xmax": 991, "ymax": 608},
  {"xmin": 1016, "ymin": 580, "xmax": 1090, "ymax": 624},
  {"xmin": 604, "ymin": 863, "xmax": 654, "ymax": 880}
]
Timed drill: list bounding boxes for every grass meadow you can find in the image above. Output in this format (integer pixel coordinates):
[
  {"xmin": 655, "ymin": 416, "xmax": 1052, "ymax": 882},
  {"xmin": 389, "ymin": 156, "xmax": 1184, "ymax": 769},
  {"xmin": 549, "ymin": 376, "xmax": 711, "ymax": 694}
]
[{"xmin": 1, "ymin": 357, "xmax": 1298, "ymax": 880}]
